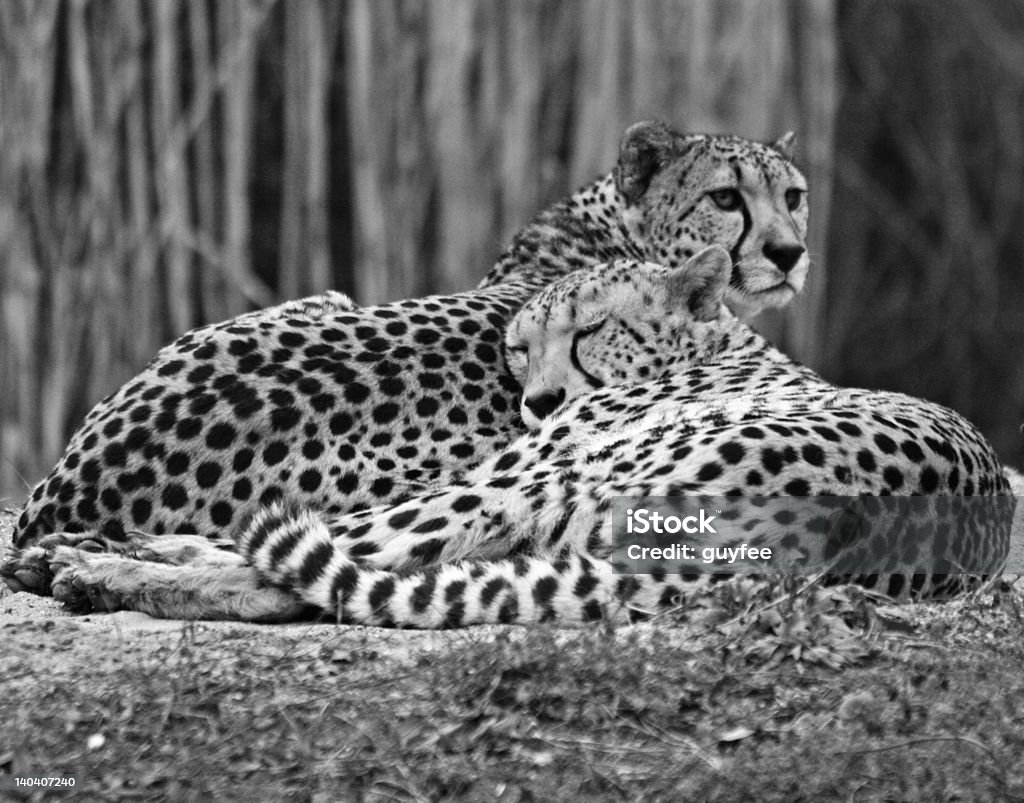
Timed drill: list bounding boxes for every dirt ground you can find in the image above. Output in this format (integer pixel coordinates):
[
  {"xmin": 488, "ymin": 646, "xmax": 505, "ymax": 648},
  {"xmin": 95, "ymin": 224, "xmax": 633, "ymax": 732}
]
[{"xmin": 3, "ymin": 501, "xmax": 1024, "ymax": 799}]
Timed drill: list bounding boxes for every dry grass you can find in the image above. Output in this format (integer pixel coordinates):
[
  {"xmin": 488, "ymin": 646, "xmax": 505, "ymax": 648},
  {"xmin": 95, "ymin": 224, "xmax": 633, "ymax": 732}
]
[
  {"xmin": 4, "ymin": 573, "xmax": 1024, "ymax": 800},
  {"xmin": 3, "ymin": 512, "xmax": 1024, "ymax": 800}
]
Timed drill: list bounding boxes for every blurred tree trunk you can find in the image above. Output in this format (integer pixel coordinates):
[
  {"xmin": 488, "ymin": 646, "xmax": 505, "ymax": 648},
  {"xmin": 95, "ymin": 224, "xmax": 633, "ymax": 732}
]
[
  {"xmin": 0, "ymin": 0, "xmax": 836, "ymax": 500},
  {"xmin": 828, "ymin": 0, "xmax": 1024, "ymax": 471},
  {"xmin": 345, "ymin": 0, "xmax": 836, "ymax": 360}
]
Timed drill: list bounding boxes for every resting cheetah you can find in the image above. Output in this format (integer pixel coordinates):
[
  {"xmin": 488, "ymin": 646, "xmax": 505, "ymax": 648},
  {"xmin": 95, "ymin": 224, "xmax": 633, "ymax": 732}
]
[
  {"xmin": 3, "ymin": 121, "xmax": 809, "ymax": 604},
  {"xmin": 36, "ymin": 249, "xmax": 1013, "ymax": 624}
]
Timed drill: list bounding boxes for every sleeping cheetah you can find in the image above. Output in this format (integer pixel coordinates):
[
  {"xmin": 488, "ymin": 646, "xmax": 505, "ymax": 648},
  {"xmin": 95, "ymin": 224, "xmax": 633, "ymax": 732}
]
[{"xmin": 36, "ymin": 248, "xmax": 1013, "ymax": 624}]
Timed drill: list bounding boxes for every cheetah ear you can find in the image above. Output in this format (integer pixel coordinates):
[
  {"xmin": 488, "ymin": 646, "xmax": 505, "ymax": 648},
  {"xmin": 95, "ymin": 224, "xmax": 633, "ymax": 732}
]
[
  {"xmin": 667, "ymin": 246, "xmax": 731, "ymax": 322},
  {"xmin": 615, "ymin": 120, "xmax": 679, "ymax": 205},
  {"xmin": 772, "ymin": 131, "xmax": 797, "ymax": 160}
]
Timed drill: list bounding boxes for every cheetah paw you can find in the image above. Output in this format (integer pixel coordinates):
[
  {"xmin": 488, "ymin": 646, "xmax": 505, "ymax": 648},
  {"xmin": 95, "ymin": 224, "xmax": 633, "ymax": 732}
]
[
  {"xmin": 1, "ymin": 546, "xmax": 48, "ymax": 593},
  {"xmin": 49, "ymin": 547, "xmax": 125, "ymax": 614},
  {"xmin": 1, "ymin": 532, "xmax": 109, "ymax": 595}
]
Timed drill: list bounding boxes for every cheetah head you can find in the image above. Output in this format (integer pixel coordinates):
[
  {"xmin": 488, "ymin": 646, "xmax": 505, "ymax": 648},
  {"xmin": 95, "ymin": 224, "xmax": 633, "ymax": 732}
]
[
  {"xmin": 615, "ymin": 120, "xmax": 809, "ymax": 315},
  {"xmin": 505, "ymin": 246, "xmax": 735, "ymax": 428}
]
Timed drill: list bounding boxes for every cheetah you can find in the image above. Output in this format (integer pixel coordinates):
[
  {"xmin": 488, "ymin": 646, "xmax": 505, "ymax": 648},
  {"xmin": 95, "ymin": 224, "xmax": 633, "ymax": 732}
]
[
  {"xmin": 34, "ymin": 248, "xmax": 1013, "ymax": 624},
  {"xmin": 3, "ymin": 120, "xmax": 810, "ymax": 606}
]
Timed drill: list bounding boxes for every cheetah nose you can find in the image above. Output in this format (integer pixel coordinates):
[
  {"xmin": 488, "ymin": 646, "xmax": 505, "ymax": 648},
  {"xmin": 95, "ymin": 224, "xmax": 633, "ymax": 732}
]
[
  {"xmin": 762, "ymin": 242, "xmax": 805, "ymax": 275},
  {"xmin": 524, "ymin": 388, "xmax": 567, "ymax": 421}
]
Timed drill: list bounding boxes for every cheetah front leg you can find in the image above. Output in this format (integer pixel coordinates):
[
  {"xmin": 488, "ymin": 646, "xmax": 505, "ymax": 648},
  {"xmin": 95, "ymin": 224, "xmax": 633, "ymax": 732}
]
[
  {"xmin": 2, "ymin": 530, "xmax": 244, "ymax": 597},
  {"xmin": 89, "ymin": 531, "xmax": 245, "ymax": 568},
  {"xmin": 47, "ymin": 547, "xmax": 311, "ymax": 622}
]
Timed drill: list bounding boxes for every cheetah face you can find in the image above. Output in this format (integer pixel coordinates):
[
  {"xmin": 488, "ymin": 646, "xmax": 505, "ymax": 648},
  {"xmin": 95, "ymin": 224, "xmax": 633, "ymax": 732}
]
[
  {"xmin": 506, "ymin": 246, "xmax": 732, "ymax": 428},
  {"xmin": 616, "ymin": 122, "xmax": 809, "ymax": 314}
]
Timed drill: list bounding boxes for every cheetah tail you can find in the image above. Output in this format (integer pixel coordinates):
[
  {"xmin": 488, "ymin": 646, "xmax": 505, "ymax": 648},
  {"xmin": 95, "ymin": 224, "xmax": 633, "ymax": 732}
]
[{"xmin": 238, "ymin": 504, "xmax": 690, "ymax": 628}]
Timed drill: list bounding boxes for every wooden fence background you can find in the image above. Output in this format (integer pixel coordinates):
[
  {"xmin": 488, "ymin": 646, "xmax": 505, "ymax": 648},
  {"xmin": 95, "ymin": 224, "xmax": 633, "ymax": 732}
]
[{"xmin": 1, "ymin": 0, "xmax": 1021, "ymax": 503}]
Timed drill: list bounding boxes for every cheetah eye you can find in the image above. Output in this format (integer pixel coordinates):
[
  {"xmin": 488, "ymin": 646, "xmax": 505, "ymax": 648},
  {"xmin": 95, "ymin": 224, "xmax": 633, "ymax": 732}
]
[
  {"xmin": 708, "ymin": 188, "xmax": 743, "ymax": 212},
  {"xmin": 506, "ymin": 343, "xmax": 528, "ymax": 356},
  {"xmin": 784, "ymin": 188, "xmax": 805, "ymax": 212},
  {"xmin": 579, "ymin": 318, "xmax": 607, "ymax": 336}
]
